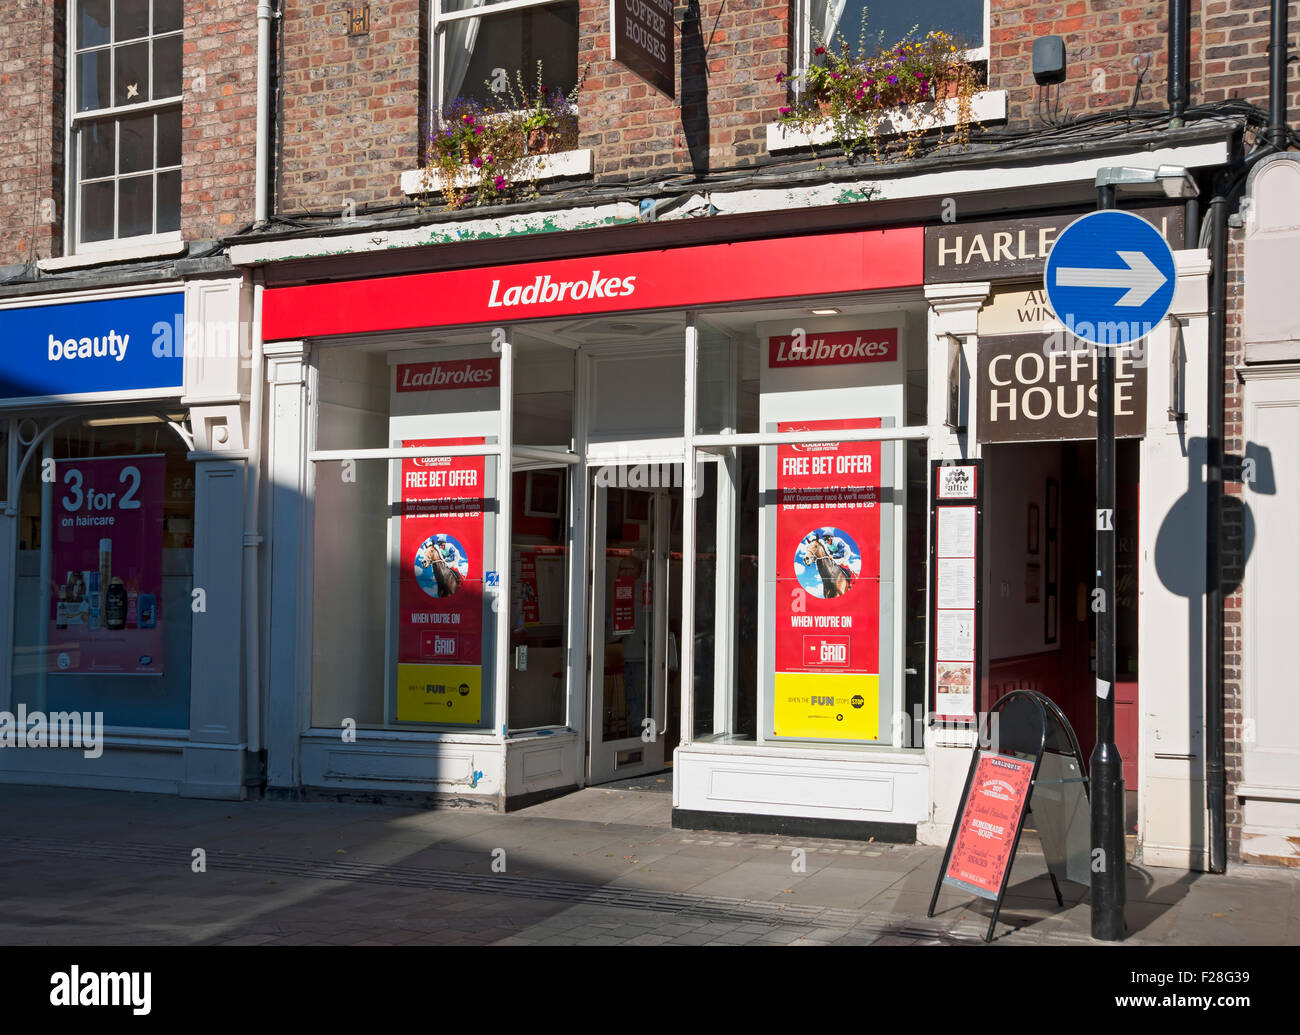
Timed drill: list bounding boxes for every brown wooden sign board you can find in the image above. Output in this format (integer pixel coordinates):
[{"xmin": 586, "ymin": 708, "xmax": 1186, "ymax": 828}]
[
  {"xmin": 925, "ymin": 206, "xmax": 1185, "ymax": 284},
  {"xmin": 611, "ymin": 0, "xmax": 675, "ymax": 98},
  {"xmin": 976, "ymin": 333, "xmax": 1147, "ymax": 443}
]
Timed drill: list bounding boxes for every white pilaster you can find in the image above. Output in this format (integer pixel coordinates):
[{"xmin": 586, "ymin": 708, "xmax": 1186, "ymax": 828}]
[{"xmin": 263, "ymin": 340, "xmax": 310, "ymax": 791}]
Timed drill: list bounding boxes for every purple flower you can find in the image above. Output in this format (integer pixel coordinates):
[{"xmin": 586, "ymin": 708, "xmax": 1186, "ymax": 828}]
[
  {"xmin": 472, "ymin": 157, "xmax": 483, "ymax": 168},
  {"xmin": 485, "ymin": 154, "xmax": 494, "ymax": 164},
  {"xmin": 865, "ymin": 78, "xmax": 875, "ymax": 87},
  {"xmin": 474, "ymin": 125, "xmax": 483, "ymax": 135},
  {"xmin": 776, "ymin": 71, "xmax": 785, "ymax": 83},
  {"xmin": 830, "ymin": 71, "xmax": 841, "ymax": 79},
  {"xmin": 814, "ymin": 46, "xmax": 825, "ymax": 56},
  {"xmin": 493, "ymin": 175, "xmax": 506, "ymax": 190},
  {"xmin": 779, "ymin": 106, "xmax": 792, "ymax": 115},
  {"xmin": 887, "ymin": 74, "xmax": 898, "ymax": 85},
  {"xmin": 854, "ymin": 87, "xmax": 865, "ymax": 99}
]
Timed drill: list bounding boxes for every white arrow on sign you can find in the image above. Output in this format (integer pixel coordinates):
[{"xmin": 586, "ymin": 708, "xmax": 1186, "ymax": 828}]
[{"xmin": 1054, "ymin": 250, "xmax": 1167, "ymax": 307}]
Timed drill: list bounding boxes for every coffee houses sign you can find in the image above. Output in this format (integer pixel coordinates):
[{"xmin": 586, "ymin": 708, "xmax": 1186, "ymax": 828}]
[
  {"xmin": 976, "ymin": 333, "xmax": 1146, "ymax": 443},
  {"xmin": 612, "ymin": 0, "xmax": 675, "ymax": 97}
]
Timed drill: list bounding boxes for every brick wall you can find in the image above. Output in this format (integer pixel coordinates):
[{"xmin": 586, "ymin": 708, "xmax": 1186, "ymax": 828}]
[
  {"xmin": 1202, "ymin": 0, "xmax": 1299, "ymax": 116},
  {"xmin": 0, "ymin": 0, "xmax": 257, "ymax": 264},
  {"xmin": 182, "ymin": 2, "xmax": 260, "ymax": 238},
  {"xmin": 278, "ymin": 0, "xmax": 423, "ymax": 214},
  {"xmin": 1222, "ymin": 220, "xmax": 1247, "ymax": 862},
  {"xmin": 988, "ymin": 1, "xmax": 1196, "ymax": 132},
  {"xmin": 0, "ymin": 0, "xmax": 63, "ymax": 266},
  {"xmin": 578, "ymin": 0, "xmax": 789, "ymax": 182}
]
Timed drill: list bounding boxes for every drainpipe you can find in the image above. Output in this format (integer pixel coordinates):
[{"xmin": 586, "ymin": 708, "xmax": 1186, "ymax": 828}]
[
  {"xmin": 255, "ymin": 0, "xmax": 273, "ymax": 223},
  {"xmin": 1168, "ymin": 0, "xmax": 1190, "ymax": 125},
  {"xmin": 1268, "ymin": 0, "xmax": 1290, "ymax": 149},
  {"xmin": 244, "ymin": 274, "xmax": 267, "ymax": 762},
  {"xmin": 1204, "ymin": 192, "xmax": 1227, "ymax": 874}
]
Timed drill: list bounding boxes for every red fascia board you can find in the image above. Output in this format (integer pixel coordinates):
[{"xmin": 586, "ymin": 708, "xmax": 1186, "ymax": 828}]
[{"xmin": 262, "ymin": 227, "xmax": 923, "ymax": 341}]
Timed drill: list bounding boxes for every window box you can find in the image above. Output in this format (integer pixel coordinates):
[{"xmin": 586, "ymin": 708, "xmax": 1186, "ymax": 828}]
[
  {"xmin": 400, "ymin": 148, "xmax": 593, "ymax": 198},
  {"xmin": 766, "ymin": 90, "xmax": 1007, "ymax": 153}
]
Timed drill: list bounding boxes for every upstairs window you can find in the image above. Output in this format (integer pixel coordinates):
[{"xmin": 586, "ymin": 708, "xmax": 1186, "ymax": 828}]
[
  {"xmin": 70, "ymin": 0, "xmax": 183, "ymax": 251},
  {"xmin": 798, "ymin": 1, "xmax": 988, "ymax": 76},
  {"xmin": 432, "ymin": 0, "xmax": 579, "ymax": 111}
]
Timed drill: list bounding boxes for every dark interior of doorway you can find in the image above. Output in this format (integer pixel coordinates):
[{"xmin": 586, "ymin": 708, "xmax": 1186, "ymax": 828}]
[{"xmin": 984, "ymin": 440, "xmax": 1140, "ymax": 834}]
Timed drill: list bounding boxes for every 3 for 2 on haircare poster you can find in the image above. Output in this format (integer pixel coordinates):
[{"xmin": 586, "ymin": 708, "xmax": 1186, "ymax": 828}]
[{"xmin": 48, "ymin": 455, "xmax": 165, "ymax": 676}]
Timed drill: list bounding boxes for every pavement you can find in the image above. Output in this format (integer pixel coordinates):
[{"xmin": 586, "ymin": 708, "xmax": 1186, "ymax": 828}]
[{"xmin": 0, "ymin": 778, "xmax": 1296, "ymax": 946}]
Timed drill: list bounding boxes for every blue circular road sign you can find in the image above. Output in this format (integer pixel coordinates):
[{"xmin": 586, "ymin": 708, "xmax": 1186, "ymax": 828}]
[{"xmin": 1043, "ymin": 209, "xmax": 1177, "ymax": 347}]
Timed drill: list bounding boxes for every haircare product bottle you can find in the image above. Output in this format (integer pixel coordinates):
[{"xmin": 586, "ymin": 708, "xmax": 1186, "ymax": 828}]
[
  {"xmin": 105, "ymin": 577, "xmax": 127, "ymax": 631},
  {"xmin": 98, "ymin": 538, "xmax": 112, "ymax": 602}
]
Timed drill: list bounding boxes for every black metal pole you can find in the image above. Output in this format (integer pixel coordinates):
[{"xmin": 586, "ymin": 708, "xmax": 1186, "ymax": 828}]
[
  {"xmin": 1168, "ymin": 0, "xmax": 1190, "ymax": 125},
  {"xmin": 1206, "ymin": 192, "xmax": 1228, "ymax": 874},
  {"xmin": 1267, "ymin": 0, "xmax": 1289, "ymax": 149},
  {"xmin": 1091, "ymin": 181, "xmax": 1126, "ymax": 941}
]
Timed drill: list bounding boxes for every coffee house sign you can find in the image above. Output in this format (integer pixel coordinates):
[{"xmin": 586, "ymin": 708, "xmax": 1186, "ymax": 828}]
[{"xmin": 976, "ymin": 333, "xmax": 1146, "ymax": 443}]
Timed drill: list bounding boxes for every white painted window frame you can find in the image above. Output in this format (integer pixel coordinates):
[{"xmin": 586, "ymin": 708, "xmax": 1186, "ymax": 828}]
[
  {"xmin": 429, "ymin": 0, "xmax": 579, "ymax": 121},
  {"xmin": 791, "ymin": 0, "xmax": 990, "ymax": 97},
  {"xmin": 64, "ymin": 0, "xmax": 185, "ymax": 256},
  {"xmin": 680, "ymin": 314, "xmax": 930, "ymax": 750}
]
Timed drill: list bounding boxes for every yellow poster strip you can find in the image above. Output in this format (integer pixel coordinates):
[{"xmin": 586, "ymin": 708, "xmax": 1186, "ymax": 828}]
[
  {"xmin": 396, "ymin": 664, "xmax": 482, "ymax": 724},
  {"xmin": 774, "ymin": 671, "xmax": 879, "ymax": 740}
]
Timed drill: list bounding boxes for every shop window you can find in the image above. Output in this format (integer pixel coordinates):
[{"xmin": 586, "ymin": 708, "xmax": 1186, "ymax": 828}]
[
  {"xmin": 800, "ymin": 0, "xmax": 987, "ymax": 62},
  {"xmin": 508, "ymin": 467, "xmax": 570, "ymax": 729},
  {"xmin": 433, "ymin": 0, "xmax": 579, "ymax": 110},
  {"xmin": 310, "ymin": 342, "xmax": 502, "ymax": 732},
  {"xmin": 690, "ymin": 306, "xmax": 928, "ymax": 747},
  {"xmin": 71, "ymin": 0, "xmax": 183, "ymax": 251},
  {"xmin": 12, "ymin": 412, "xmax": 194, "ymax": 730}
]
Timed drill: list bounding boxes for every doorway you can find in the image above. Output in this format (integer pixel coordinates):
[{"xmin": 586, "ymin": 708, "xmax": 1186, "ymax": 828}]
[
  {"xmin": 586, "ymin": 473, "xmax": 682, "ymax": 784},
  {"xmin": 984, "ymin": 440, "xmax": 1141, "ymax": 829}
]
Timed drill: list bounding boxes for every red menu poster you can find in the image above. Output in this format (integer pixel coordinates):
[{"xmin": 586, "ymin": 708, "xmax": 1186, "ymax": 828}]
[
  {"xmin": 773, "ymin": 417, "xmax": 883, "ymax": 740},
  {"xmin": 48, "ymin": 455, "xmax": 165, "ymax": 675},
  {"xmin": 395, "ymin": 437, "xmax": 485, "ymax": 724},
  {"xmin": 518, "ymin": 550, "xmax": 540, "ymax": 627},
  {"xmin": 944, "ymin": 751, "xmax": 1036, "ymax": 899},
  {"xmin": 612, "ymin": 575, "xmax": 636, "ymax": 636}
]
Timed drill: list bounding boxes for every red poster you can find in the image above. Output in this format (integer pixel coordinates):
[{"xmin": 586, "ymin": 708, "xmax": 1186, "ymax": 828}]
[
  {"xmin": 48, "ymin": 455, "xmax": 165, "ymax": 675},
  {"xmin": 773, "ymin": 418, "xmax": 882, "ymax": 740},
  {"xmin": 395, "ymin": 437, "xmax": 486, "ymax": 723},
  {"xmin": 518, "ymin": 550, "xmax": 540, "ymax": 626},
  {"xmin": 945, "ymin": 752, "xmax": 1036, "ymax": 899},
  {"xmin": 612, "ymin": 575, "xmax": 636, "ymax": 636}
]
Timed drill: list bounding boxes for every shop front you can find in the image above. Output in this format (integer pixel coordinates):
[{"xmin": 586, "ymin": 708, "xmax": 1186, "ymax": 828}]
[
  {"xmin": 257, "ymin": 227, "xmax": 940, "ymax": 832},
  {"xmin": 922, "ymin": 207, "xmax": 1215, "ymax": 866},
  {"xmin": 0, "ymin": 277, "xmax": 256, "ymax": 798},
  {"xmin": 254, "ymin": 204, "xmax": 1216, "ymax": 861}
]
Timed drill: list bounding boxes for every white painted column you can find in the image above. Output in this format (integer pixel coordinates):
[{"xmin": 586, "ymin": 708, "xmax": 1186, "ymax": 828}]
[
  {"xmin": 182, "ymin": 459, "xmax": 248, "ymax": 798},
  {"xmin": 1140, "ymin": 250, "xmax": 1211, "ymax": 869},
  {"xmin": 917, "ymin": 282, "xmax": 989, "ymax": 847},
  {"xmin": 263, "ymin": 340, "xmax": 310, "ymax": 791}
]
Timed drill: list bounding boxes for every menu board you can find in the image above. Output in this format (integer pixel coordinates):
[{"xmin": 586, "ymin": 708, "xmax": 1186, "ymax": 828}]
[
  {"xmin": 931, "ymin": 461, "xmax": 983, "ymax": 722},
  {"xmin": 943, "ymin": 751, "xmax": 1036, "ymax": 900}
]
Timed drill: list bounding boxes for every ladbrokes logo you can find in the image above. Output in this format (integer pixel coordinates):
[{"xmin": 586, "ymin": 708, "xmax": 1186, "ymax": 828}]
[
  {"xmin": 397, "ymin": 359, "xmax": 498, "ymax": 393},
  {"xmin": 768, "ymin": 329, "xmax": 897, "ymax": 369},
  {"xmin": 487, "ymin": 271, "xmax": 637, "ymax": 308}
]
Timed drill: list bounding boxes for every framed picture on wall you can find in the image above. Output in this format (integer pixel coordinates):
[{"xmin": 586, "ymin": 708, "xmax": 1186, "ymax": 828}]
[{"xmin": 524, "ymin": 470, "xmax": 563, "ymax": 519}]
